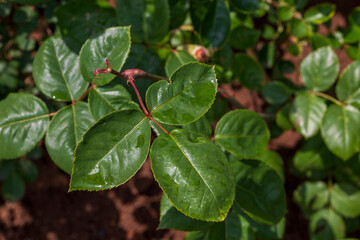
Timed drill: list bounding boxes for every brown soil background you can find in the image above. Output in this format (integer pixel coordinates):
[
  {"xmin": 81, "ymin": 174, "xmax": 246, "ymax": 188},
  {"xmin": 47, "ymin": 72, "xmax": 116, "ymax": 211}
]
[{"xmin": 1, "ymin": 1, "xmax": 360, "ymax": 239}]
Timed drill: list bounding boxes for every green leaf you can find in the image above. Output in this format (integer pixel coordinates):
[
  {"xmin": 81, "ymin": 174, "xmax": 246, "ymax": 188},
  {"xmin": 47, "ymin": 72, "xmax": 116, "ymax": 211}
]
[
  {"xmin": 150, "ymin": 129, "xmax": 235, "ymax": 221},
  {"xmin": 33, "ymin": 36, "xmax": 89, "ymax": 102},
  {"xmin": 169, "ymin": 0, "xmax": 189, "ymax": 29},
  {"xmin": 79, "ymin": 26, "xmax": 131, "ymax": 86},
  {"xmin": 233, "ymin": 53, "xmax": 263, "ymax": 91},
  {"xmin": 88, "ymin": 84, "xmax": 138, "ymax": 121},
  {"xmin": 215, "ymin": 110, "xmax": 270, "ymax": 159},
  {"xmin": 45, "ymin": 102, "xmax": 95, "ymax": 175},
  {"xmin": 331, "ymin": 183, "xmax": 360, "ymax": 218},
  {"xmin": 258, "ymin": 150, "xmax": 284, "ymax": 183},
  {"xmin": 116, "ymin": 0, "xmax": 170, "ymax": 44},
  {"xmin": 293, "ymin": 181, "xmax": 329, "ymax": 217},
  {"xmin": 300, "ymin": 46, "xmax": 339, "ymax": 91},
  {"xmin": 309, "ymin": 209, "xmax": 345, "ymax": 240},
  {"xmin": 290, "ymin": 92, "xmax": 327, "ymax": 138},
  {"xmin": 277, "ymin": 6, "xmax": 293, "ymax": 21},
  {"xmin": 159, "ymin": 194, "xmax": 213, "ymax": 231},
  {"xmin": 333, "ymin": 155, "xmax": 360, "ymax": 188},
  {"xmin": 276, "ymin": 103, "xmax": 293, "ymax": 130},
  {"xmin": 1, "ymin": 171, "xmax": 25, "ymax": 202},
  {"xmin": 200, "ymin": 0, "xmax": 230, "ymax": 48},
  {"xmin": 336, "ymin": 61, "xmax": 360, "ymax": 106},
  {"xmin": 346, "ymin": 46, "xmax": 360, "ymax": 61},
  {"xmin": 15, "ymin": 159, "xmax": 37, "ymax": 183},
  {"xmin": 146, "ymin": 62, "xmax": 217, "ymax": 125},
  {"xmin": 228, "ymin": 26, "xmax": 261, "ymax": 50},
  {"xmin": 69, "ymin": 110, "xmax": 151, "ymax": 191},
  {"xmin": 225, "ymin": 213, "xmax": 256, "ymax": 240},
  {"xmin": 304, "ymin": 3, "xmax": 336, "ymax": 24},
  {"xmin": 183, "ymin": 116, "xmax": 212, "ymax": 139},
  {"xmin": 349, "ymin": 7, "xmax": 360, "ymax": 27},
  {"xmin": 232, "ymin": 158, "xmax": 286, "ymax": 225},
  {"xmin": 10, "ymin": 0, "xmax": 50, "ymax": 4},
  {"xmin": 262, "ymin": 81, "xmax": 292, "ymax": 105},
  {"xmin": 229, "ymin": 0, "xmax": 259, "ymax": 12},
  {"xmin": 0, "ymin": 93, "xmax": 49, "ymax": 159},
  {"xmin": 292, "ymin": 135, "xmax": 335, "ymax": 180},
  {"xmin": 321, "ymin": 104, "xmax": 360, "ymax": 160},
  {"xmin": 0, "ymin": 160, "xmax": 15, "ymax": 181},
  {"xmin": 165, "ymin": 51, "xmax": 196, "ymax": 78},
  {"xmin": 15, "ymin": 32, "xmax": 36, "ymax": 51},
  {"xmin": 55, "ymin": 0, "xmax": 116, "ymax": 46},
  {"xmin": 290, "ymin": 19, "xmax": 309, "ymax": 38}
]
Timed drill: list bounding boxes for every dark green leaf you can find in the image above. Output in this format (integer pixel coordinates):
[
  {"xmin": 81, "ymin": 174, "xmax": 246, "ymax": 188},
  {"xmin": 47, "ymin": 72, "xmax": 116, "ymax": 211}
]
[
  {"xmin": 159, "ymin": 194, "xmax": 213, "ymax": 231},
  {"xmin": 15, "ymin": 33, "xmax": 36, "ymax": 51},
  {"xmin": 259, "ymin": 43, "xmax": 276, "ymax": 68},
  {"xmin": 146, "ymin": 62, "xmax": 217, "ymax": 125},
  {"xmin": 165, "ymin": 51, "xmax": 196, "ymax": 78},
  {"xmin": 262, "ymin": 81, "xmax": 292, "ymax": 105},
  {"xmin": 0, "ymin": 160, "xmax": 15, "ymax": 181},
  {"xmin": 290, "ymin": 19, "xmax": 309, "ymax": 38},
  {"xmin": 10, "ymin": 0, "xmax": 50, "ymax": 4},
  {"xmin": 150, "ymin": 129, "xmax": 235, "ymax": 221},
  {"xmin": 293, "ymin": 181, "xmax": 329, "ymax": 217},
  {"xmin": 277, "ymin": 6, "xmax": 293, "ymax": 21},
  {"xmin": 232, "ymin": 158, "xmax": 286, "ymax": 225},
  {"xmin": 169, "ymin": 0, "xmax": 189, "ymax": 29},
  {"xmin": 56, "ymin": 0, "xmax": 116, "ymax": 46},
  {"xmin": 33, "ymin": 37, "xmax": 89, "ymax": 101},
  {"xmin": 1, "ymin": 172, "xmax": 25, "ymax": 202},
  {"xmin": 116, "ymin": 0, "xmax": 170, "ymax": 44},
  {"xmin": 0, "ymin": 2, "xmax": 11, "ymax": 17},
  {"xmin": 79, "ymin": 27, "xmax": 131, "ymax": 86},
  {"xmin": 349, "ymin": 7, "xmax": 360, "ymax": 27},
  {"xmin": 300, "ymin": 46, "xmax": 339, "ymax": 91},
  {"xmin": 229, "ymin": 0, "xmax": 259, "ymax": 12},
  {"xmin": 262, "ymin": 24, "xmax": 275, "ymax": 40},
  {"xmin": 183, "ymin": 116, "xmax": 212, "ymax": 139},
  {"xmin": 304, "ymin": 3, "xmax": 336, "ymax": 24},
  {"xmin": 292, "ymin": 135, "xmax": 335, "ymax": 180},
  {"xmin": 331, "ymin": 183, "xmax": 360, "ymax": 218},
  {"xmin": 346, "ymin": 46, "xmax": 360, "ymax": 61},
  {"xmin": 88, "ymin": 84, "xmax": 138, "ymax": 121},
  {"xmin": 0, "ymin": 93, "xmax": 49, "ymax": 159},
  {"xmin": 290, "ymin": 92, "xmax": 326, "ymax": 138},
  {"xmin": 276, "ymin": 103, "xmax": 293, "ymax": 130},
  {"xmin": 46, "ymin": 102, "xmax": 95, "ymax": 174},
  {"xmin": 15, "ymin": 159, "xmax": 37, "ymax": 183},
  {"xmin": 336, "ymin": 61, "xmax": 360, "ymax": 106},
  {"xmin": 13, "ymin": 6, "xmax": 37, "ymax": 33},
  {"xmin": 321, "ymin": 104, "xmax": 360, "ymax": 160},
  {"xmin": 215, "ymin": 110, "xmax": 270, "ymax": 159},
  {"xmin": 309, "ymin": 209, "xmax": 345, "ymax": 240},
  {"xmin": 233, "ymin": 53, "xmax": 263, "ymax": 91},
  {"xmin": 69, "ymin": 110, "xmax": 151, "ymax": 191},
  {"xmin": 258, "ymin": 150, "xmax": 284, "ymax": 183},
  {"xmin": 334, "ymin": 155, "xmax": 360, "ymax": 188},
  {"xmin": 228, "ymin": 26, "xmax": 261, "ymax": 50}
]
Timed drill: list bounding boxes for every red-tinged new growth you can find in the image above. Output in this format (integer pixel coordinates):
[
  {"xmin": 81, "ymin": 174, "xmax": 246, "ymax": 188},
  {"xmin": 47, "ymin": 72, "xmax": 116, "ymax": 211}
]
[{"xmin": 94, "ymin": 59, "xmax": 170, "ymax": 135}]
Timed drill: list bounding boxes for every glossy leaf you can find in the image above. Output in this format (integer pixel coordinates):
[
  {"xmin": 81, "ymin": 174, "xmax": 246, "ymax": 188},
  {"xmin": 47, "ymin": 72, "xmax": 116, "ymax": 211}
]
[
  {"xmin": 200, "ymin": 0, "xmax": 230, "ymax": 48},
  {"xmin": 334, "ymin": 155, "xmax": 360, "ymax": 188},
  {"xmin": 300, "ymin": 47, "xmax": 339, "ymax": 91},
  {"xmin": 290, "ymin": 92, "xmax": 326, "ymax": 138},
  {"xmin": 0, "ymin": 93, "xmax": 49, "ymax": 159},
  {"xmin": 292, "ymin": 135, "xmax": 335, "ymax": 180},
  {"xmin": 304, "ymin": 3, "xmax": 336, "ymax": 24},
  {"xmin": 16, "ymin": 159, "xmax": 37, "ymax": 183},
  {"xmin": 79, "ymin": 27, "xmax": 131, "ymax": 86},
  {"xmin": 69, "ymin": 110, "xmax": 151, "ymax": 191},
  {"xmin": 215, "ymin": 110, "xmax": 270, "ymax": 159},
  {"xmin": 146, "ymin": 62, "xmax": 217, "ymax": 125},
  {"xmin": 88, "ymin": 84, "xmax": 138, "ymax": 121},
  {"xmin": 309, "ymin": 209, "xmax": 345, "ymax": 240},
  {"xmin": 46, "ymin": 102, "xmax": 95, "ymax": 174},
  {"xmin": 258, "ymin": 150, "xmax": 284, "ymax": 183},
  {"xmin": 293, "ymin": 181, "xmax": 329, "ymax": 217},
  {"xmin": 229, "ymin": 0, "xmax": 259, "ymax": 12},
  {"xmin": 182, "ymin": 116, "xmax": 212, "ymax": 139},
  {"xmin": 116, "ymin": 0, "xmax": 169, "ymax": 44},
  {"xmin": 165, "ymin": 51, "xmax": 195, "ymax": 78},
  {"xmin": 233, "ymin": 53, "xmax": 263, "ymax": 91},
  {"xmin": 150, "ymin": 129, "xmax": 235, "ymax": 221},
  {"xmin": 331, "ymin": 183, "xmax": 360, "ymax": 218},
  {"xmin": 228, "ymin": 26, "xmax": 261, "ymax": 50},
  {"xmin": 336, "ymin": 61, "xmax": 360, "ymax": 106},
  {"xmin": 33, "ymin": 37, "xmax": 88, "ymax": 101},
  {"xmin": 321, "ymin": 104, "xmax": 360, "ymax": 160},
  {"xmin": 1, "ymin": 172, "xmax": 25, "ymax": 202},
  {"xmin": 232, "ymin": 158, "xmax": 286, "ymax": 225},
  {"xmin": 159, "ymin": 194, "xmax": 213, "ymax": 231},
  {"xmin": 262, "ymin": 81, "xmax": 292, "ymax": 105},
  {"xmin": 55, "ymin": 0, "xmax": 116, "ymax": 46}
]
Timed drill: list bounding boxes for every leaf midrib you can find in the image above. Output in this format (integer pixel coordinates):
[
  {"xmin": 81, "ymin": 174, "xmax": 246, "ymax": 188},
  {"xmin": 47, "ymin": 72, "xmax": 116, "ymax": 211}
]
[
  {"xmin": 169, "ymin": 133, "xmax": 222, "ymax": 217},
  {"xmin": 0, "ymin": 114, "xmax": 48, "ymax": 129}
]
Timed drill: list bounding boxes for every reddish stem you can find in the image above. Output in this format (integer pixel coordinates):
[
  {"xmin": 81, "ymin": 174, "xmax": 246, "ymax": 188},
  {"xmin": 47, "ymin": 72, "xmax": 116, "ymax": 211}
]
[
  {"xmin": 127, "ymin": 76, "xmax": 149, "ymax": 115},
  {"xmin": 76, "ymin": 83, "xmax": 96, "ymax": 103}
]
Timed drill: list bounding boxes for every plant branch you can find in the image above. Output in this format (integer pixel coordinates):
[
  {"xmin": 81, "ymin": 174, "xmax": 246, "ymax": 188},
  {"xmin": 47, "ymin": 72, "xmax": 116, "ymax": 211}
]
[
  {"xmin": 76, "ymin": 83, "xmax": 96, "ymax": 103},
  {"xmin": 310, "ymin": 91, "xmax": 346, "ymax": 107}
]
